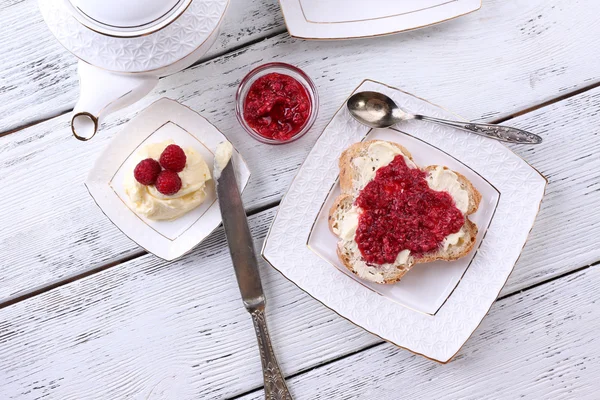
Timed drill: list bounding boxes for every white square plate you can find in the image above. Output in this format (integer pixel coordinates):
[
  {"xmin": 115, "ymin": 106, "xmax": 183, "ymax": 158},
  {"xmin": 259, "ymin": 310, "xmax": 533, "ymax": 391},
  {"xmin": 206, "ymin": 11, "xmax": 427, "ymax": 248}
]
[
  {"xmin": 262, "ymin": 80, "xmax": 546, "ymax": 362},
  {"xmin": 279, "ymin": 0, "xmax": 481, "ymax": 40},
  {"xmin": 86, "ymin": 98, "xmax": 250, "ymax": 261}
]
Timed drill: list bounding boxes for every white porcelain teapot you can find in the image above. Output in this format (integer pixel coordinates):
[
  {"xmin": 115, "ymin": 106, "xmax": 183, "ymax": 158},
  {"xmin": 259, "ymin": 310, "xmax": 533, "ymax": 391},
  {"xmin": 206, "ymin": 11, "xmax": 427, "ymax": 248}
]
[{"xmin": 39, "ymin": 0, "xmax": 230, "ymax": 140}]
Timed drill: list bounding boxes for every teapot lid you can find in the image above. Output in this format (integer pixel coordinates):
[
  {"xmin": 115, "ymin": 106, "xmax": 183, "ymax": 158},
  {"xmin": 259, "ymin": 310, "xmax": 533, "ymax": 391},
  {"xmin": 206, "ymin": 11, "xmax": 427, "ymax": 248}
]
[
  {"xmin": 65, "ymin": 0, "xmax": 191, "ymax": 37},
  {"xmin": 39, "ymin": 0, "xmax": 229, "ymax": 73}
]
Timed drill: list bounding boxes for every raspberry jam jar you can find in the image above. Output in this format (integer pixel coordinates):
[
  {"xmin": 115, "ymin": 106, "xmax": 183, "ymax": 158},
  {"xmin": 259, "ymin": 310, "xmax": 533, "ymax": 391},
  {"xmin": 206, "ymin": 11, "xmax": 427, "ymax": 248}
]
[{"xmin": 236, "ymin": 63, "xmax": 318, "ymax": 144}]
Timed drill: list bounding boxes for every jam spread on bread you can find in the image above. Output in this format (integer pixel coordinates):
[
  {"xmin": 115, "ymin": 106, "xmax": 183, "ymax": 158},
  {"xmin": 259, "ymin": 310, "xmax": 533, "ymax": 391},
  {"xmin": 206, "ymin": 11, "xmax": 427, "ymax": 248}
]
[
  {"xmin": 355, "ymin": 155, "xmax": 465, "ymax": 265},
  {"xmin": 243, "ymin": 72, "xmax": 311, "ymax": 141}
]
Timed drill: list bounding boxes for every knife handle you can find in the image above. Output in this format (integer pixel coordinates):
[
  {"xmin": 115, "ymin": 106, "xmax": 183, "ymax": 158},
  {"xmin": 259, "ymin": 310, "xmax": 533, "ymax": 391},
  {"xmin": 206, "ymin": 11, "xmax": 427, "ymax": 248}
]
[{"xmin": 251, "ymin": 308, "xmax": 293, "ymax": 400}]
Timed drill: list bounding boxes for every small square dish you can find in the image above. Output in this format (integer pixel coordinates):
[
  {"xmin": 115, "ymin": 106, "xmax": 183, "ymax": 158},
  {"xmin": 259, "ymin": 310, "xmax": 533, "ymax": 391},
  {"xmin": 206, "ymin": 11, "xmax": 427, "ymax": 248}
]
[
  {"xmin": 279, "ymin": 0, "xmax": 481, "ymax": 40},
  {"xmin": 86, "ymin": 98, "xmax": 250, "ymax": 260},
  {"xmin": 262, "ymin": 80, "xmax": 546, "ymax": 362}
]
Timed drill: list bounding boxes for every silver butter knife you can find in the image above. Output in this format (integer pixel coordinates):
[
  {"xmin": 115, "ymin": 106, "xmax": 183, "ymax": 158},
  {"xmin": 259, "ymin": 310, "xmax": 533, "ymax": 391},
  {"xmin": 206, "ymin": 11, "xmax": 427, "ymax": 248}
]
[{"xmin": 214, "ymin": 142, "xmax": 292, "ymax": 400}]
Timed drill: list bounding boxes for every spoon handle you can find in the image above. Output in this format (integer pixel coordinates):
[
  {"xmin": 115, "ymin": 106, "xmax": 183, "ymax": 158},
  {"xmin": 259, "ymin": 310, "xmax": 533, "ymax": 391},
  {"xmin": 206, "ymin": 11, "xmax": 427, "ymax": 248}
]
[{"xmin": 415, "ymin": 115, "xmax": 542, "ymax": 144}]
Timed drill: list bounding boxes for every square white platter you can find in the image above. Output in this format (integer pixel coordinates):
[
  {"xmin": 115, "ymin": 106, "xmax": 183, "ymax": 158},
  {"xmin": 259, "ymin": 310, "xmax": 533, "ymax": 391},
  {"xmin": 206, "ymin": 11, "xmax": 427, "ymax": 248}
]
[
  {"xmin": 279, "ymin": 0, "xmax": 481, "ymax": 40},
  {"xmin": 262, "ymin": 80, "xmax": 546, "ymax": 362},
  {"xmin": 86, "ymin": 98, "xmax": 250, "ymax": 261}
]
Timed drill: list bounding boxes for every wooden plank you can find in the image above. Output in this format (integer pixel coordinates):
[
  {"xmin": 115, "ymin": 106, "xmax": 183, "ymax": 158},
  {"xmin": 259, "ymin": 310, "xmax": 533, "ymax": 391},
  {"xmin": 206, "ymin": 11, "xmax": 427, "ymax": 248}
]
[
  {"xmin": 0, "ymin": 0, "xmax": 285, "ymax": 134},
  {"xmin": 501, "ymin": 89, "xmax": 600, "ymax": 294},
  {"xmin": 1, "ymin": 83, "xmax": 600, "ymax": 396},
  {"xmin": 1, "ymin": 207, "xmax": 598, "ymax": 399},
  {"xmin": 0, "ymin": 208, "xmax": 376, "ymax": 400},
  {"xmin": 240, "ymin": 266, "xmax": 600, "ymax": 400},
  {"xmin": 2, "ymin": 0, "xmax": 600, "ymax": 299}
]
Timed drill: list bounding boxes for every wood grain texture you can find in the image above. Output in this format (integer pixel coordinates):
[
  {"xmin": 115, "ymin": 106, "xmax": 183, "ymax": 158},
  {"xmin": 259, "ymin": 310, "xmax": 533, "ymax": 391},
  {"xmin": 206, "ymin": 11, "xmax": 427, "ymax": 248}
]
[
  {"xmin": 0, "ymin": 209, "xmax": 376, "ymax": 400},
  {"xmin": 1, "ymin": 207, "xmax": 598, "ymax": 399},
  {"xmin": 2, "ymin": 88, "xmax": 600, "ymax": 397},
  {"xmin": 240, "ymin": 266, "xmax": 600, "ymax": 400},
  {"xmin": 2, "ymin": 0, "xmax": 600, "ymax": 300},
  {"xmin": 501, "ymin": 89, "xmax": 600, "ymax": 295},
  {"xmin": 0, "ymin": 0, "xmax": 285, "ymax": 134}
]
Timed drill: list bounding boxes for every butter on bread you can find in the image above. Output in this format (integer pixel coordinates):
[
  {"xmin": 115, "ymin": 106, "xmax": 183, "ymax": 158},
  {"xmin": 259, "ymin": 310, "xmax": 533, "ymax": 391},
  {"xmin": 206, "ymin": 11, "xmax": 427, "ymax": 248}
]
[{"xmin": 328, "ymin": 140, "xmax": 481, "ymax": 284}]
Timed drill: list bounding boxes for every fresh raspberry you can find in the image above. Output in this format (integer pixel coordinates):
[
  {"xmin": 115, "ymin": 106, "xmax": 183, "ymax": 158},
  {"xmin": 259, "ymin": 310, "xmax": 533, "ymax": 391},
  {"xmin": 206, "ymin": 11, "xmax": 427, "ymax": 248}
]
[
  {"xmin": 155, "ymin": 170, "xmax": 182, "ymax": 195},
  {"xmin": 133, "ymin": 158, "xmax": 161, "ymax": 185},
  {"xmin": 159, "ymin": 144, "xmax": 187, "ymax": 172}
]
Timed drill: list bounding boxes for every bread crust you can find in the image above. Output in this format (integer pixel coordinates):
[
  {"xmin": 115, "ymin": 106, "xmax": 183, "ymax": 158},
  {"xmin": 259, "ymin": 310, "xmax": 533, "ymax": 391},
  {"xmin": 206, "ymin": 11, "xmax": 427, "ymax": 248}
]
[
  {"xmin": 336, "ymin": 243, "xmax": 410, "ymax": 284},
  {"xmin": 338, "ymin": 140, "xmax": 414, "ymax": 195},
  {"xmin": 329, "ymin": 140, "xmax": 481, "ymax": 284},
  {"xmin": 423, "ymin": 165, "xmax": 481, "ymax": 216},
  {"xmin": 328, "ymin": 193, "xmax": 353, "ymax": 235}
]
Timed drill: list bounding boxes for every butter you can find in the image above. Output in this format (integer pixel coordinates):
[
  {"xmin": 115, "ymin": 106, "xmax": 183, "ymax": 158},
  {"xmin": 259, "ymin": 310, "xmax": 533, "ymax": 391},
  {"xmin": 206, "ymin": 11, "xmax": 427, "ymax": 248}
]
[
  {"xmin": 425, "ymin": 166, "xmax": 469, "ymax": 214},
  {"xmin": 124, "ymin": 140, "xmax": 211, "ymax": 221},
  {"xmin": 213, "ymin": 140, "xmax": 233, "ymax": 180},
  {"xmin": 343, "ymin": 241, "xmax": 411, "ymax": 284},
  {"xmin": 442, "ymin": 230, "xmax": 464, "ymax": 251},
  {"xmin": 336, "ymin": 207, "xmax": 359, "ymax": 241},
  {"xmin": 352, "ymin": 141, "xmax": 416, "ymax": 189},
  {"xmin": 392, "ymin": 249, "xmax": 411, "ymax": 265}
]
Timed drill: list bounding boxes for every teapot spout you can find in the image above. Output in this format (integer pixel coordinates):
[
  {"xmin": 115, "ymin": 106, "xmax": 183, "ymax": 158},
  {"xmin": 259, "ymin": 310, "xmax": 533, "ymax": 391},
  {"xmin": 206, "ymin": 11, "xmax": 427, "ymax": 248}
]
[{"xmin": 71, "ymin": 61, "xmax": 158, "ymax": 140}]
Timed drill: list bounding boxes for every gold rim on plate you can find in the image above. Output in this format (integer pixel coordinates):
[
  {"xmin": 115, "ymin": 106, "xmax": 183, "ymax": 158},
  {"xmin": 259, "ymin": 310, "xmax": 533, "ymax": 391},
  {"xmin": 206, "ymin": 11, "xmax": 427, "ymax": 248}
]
[
  {"xmin": 279, "ymin": 0, "xmax": 482, "ymax": 40},
  {"xmin": 260, "ymin": 78, "xmax": 547, "ymax": 363}
]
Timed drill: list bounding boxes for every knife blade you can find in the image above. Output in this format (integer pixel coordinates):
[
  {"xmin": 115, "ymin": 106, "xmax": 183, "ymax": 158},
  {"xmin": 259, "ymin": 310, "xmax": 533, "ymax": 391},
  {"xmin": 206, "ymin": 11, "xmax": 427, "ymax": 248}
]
[
  {"xmin": 214, "ymin": 157, "xmax": 264, "ymax": 311},
  {"xmin": 214, "ymin": 143, "xmax": 293, "ymax": 399}
]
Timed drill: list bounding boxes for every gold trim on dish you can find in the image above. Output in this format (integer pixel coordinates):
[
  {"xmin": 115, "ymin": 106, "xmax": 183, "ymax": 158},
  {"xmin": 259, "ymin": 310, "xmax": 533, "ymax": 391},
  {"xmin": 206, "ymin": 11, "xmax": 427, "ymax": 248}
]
[
  {"xmin": 86, "ymin": 97, "xmax": 251, "ymax": 261},
  {"xmin": 279, "ymin": 0, "xmax": 482, "ymax": 40},
  {"xmin": 108, "ymin": 121, "xmax": 217, "ymax": 242},
  {"xmin": 261, "ymin": 252, "xmax": 449, "ymax": 364},
  {"xmin": 260, "ymin": 78, "xmax": 547, "ymax": 363},
  {"xmin": 299, "ymin": 0, "xmax": 458, "ymax": 24}
]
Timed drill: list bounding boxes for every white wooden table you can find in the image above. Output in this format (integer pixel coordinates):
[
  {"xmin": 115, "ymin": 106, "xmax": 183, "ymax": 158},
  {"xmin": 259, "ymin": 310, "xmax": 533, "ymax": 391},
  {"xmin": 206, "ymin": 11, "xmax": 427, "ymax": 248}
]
[{"xmin": 1, "ymin": 1, "xmax": 599, "ymax": 399}]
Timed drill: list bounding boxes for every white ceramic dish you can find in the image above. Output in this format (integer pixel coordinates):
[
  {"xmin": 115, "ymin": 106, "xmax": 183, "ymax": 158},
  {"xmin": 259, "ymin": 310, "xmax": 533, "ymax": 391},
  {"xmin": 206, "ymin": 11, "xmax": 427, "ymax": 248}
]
[
  {"xmin": 262, "ymin": 80, "xmax": 546, "ymax": 362},
  {"xmin": 86, "ymin": 98, "xmax": 250, "ymax": 261},
  {"xmin": 279, "ymin": 0, "xmax": 481, "ymax": 40}
]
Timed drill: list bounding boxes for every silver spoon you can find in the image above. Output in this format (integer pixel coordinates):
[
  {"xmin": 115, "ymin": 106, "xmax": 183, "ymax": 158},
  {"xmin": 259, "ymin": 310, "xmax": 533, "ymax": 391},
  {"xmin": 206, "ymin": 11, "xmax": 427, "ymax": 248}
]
[{"xmin": 347, "ymin": 91, "xmax": 542, "ymax": 144}]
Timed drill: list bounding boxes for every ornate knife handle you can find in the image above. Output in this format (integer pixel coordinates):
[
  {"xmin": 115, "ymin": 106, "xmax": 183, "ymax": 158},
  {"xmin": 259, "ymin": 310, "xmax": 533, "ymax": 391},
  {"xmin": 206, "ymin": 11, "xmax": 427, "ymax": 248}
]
[
  {"xmin": 251, "ymin": 308, "xmax": 292, "ymax": 400},
  {"xmin": 417, "ymin": 115, "xmax": 542, "ymax": 144}
]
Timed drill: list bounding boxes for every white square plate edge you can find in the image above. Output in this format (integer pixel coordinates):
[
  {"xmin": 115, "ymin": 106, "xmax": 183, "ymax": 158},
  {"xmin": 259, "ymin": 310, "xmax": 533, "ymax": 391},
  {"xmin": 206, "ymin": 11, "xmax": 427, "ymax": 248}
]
[{"xmin": 262, "ymin": 79, "xmax": 546, "ymax": 362}]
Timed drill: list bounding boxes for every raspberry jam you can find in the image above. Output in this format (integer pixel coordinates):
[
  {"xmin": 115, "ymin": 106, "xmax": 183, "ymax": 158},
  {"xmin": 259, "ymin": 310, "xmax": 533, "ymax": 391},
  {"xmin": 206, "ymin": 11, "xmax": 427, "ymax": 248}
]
[
  {"xmin": 355, "ymin": 155, "xmax": 465, "ymax": 265},
  {"xmin": 243, "ymin": 72, "xmax": 311, "ymax": 141}
]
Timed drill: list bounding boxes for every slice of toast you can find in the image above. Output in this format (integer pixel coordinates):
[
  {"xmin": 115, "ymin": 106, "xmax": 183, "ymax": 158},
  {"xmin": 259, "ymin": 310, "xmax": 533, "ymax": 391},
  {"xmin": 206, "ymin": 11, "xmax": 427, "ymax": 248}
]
[{"xmin": 328, "ymin": 140, "xmax": 481, "ymax": 284}]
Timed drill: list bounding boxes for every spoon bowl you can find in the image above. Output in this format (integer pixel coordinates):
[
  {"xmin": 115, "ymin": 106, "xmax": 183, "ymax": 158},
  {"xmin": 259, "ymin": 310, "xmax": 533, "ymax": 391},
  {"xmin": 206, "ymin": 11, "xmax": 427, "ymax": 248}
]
[{"xmin": 347, "ymin": 91, "xmax": 405, "ymax": 128}]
